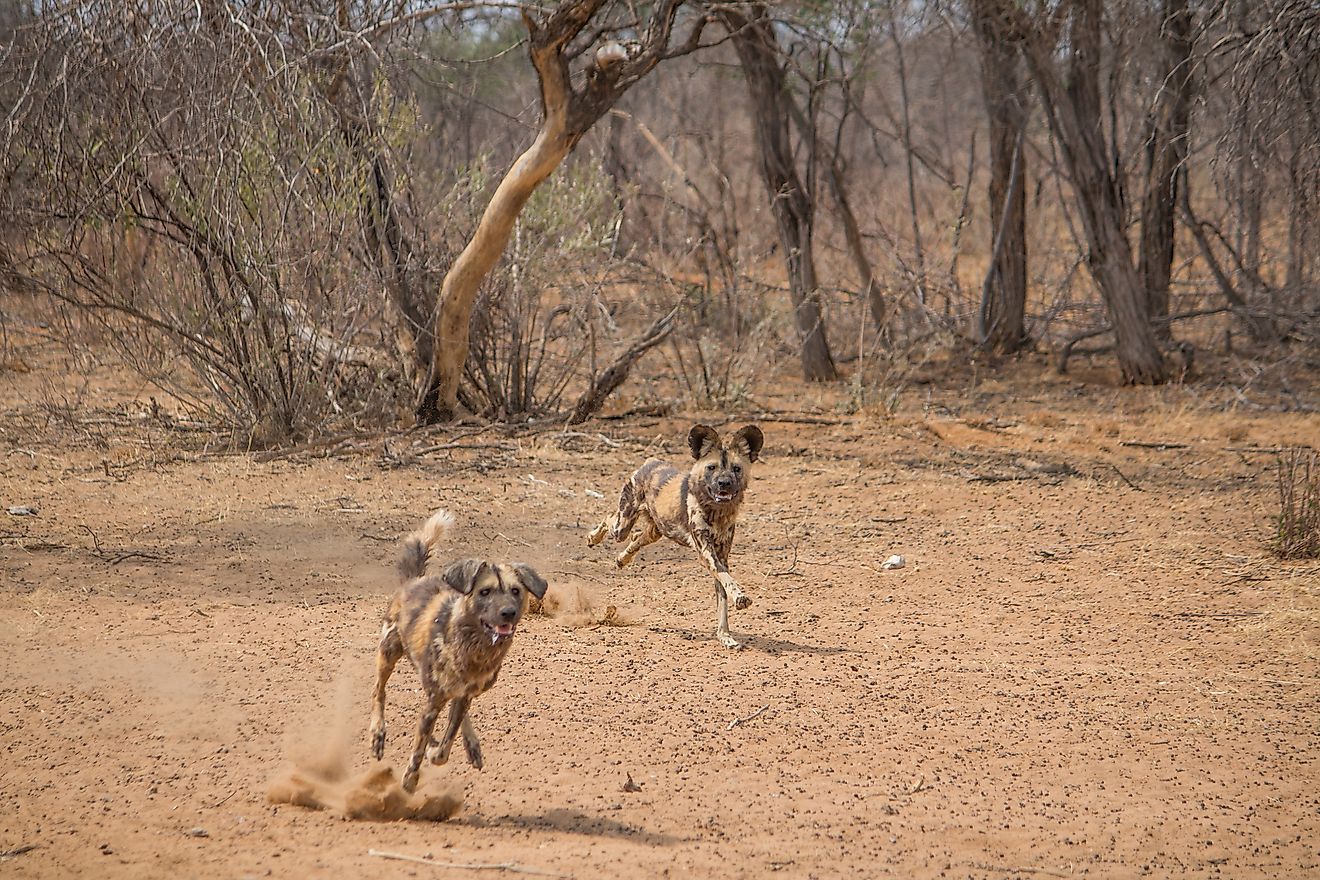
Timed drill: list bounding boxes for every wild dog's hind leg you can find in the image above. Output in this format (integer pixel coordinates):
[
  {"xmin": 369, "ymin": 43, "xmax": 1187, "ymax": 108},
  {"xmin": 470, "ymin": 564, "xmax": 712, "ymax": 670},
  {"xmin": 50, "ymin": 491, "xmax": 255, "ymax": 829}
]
[
  {"xmin": 402, "ymin": 695, "xmax": 444, "ymax": 793},
  {"xmin": 426, "ymin": 696, "xmax": 470, "ymax": 767},
  {"xmin": 589, "ymin": 478, "xmax": 642, "ymax": 546},
  {"xmin": 616, "ymin": 515, "xmax": 661, "ymax": 568},
  {"xmin": 369, "ymin": 622, "xmax": 404, "ymax": 760}
]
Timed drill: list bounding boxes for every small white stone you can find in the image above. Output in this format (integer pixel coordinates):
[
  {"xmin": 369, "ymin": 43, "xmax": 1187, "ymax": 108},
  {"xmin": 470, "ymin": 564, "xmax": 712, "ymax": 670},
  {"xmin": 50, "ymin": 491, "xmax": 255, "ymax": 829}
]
[{"xmin": 880, "ymin": 554, "xmax": 905, "ymax": 571}]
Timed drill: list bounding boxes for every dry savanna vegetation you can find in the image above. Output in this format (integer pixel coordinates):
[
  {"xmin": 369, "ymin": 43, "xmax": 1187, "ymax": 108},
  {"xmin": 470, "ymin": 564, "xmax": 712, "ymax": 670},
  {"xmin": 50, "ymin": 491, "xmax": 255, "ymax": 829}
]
[{"xmin": 2, "ymin": 1, "xmax": 1318, "ymax": 878}]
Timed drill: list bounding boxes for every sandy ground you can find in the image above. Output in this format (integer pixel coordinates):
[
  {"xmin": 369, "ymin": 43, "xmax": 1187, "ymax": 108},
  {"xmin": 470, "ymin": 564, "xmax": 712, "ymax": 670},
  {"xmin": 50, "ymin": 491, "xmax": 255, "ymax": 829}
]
[{"xmin": 2, "ymin": 339, "xmax": 1318, "ymax": 879}]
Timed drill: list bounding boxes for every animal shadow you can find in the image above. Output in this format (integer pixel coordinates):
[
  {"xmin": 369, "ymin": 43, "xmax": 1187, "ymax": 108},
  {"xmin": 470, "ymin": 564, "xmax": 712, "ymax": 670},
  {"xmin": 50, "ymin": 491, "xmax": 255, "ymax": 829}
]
[{"xmin": 472, "ymin": 808, "xmax": 687, "ymax": 847}]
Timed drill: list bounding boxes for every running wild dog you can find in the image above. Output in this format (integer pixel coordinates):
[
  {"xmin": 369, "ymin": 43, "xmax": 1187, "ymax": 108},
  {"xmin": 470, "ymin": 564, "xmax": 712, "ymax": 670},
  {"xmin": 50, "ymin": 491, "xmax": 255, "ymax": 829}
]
[
  {"xmin": 588, "ymin": 424, "xmax": 764, "ymax": 648},
  {"xmin": 369, "ymin": 510, "xmax": 548, "ymax": 792}
]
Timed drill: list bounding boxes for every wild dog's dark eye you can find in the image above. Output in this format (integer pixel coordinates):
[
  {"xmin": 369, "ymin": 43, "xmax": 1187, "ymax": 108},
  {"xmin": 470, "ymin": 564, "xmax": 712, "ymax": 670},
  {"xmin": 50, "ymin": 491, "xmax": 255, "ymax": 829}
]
[
  {"xmin": 732, "ymin": 465, "xmax": 742, "ymax": 474},
  {"xmin": 706, "ymin": 463, "xmax": 716, "ymax": 472},
  {"xmin": 510, "ymin": 587, "xmax": 520, "ymax": 596},
  {"xmin": 479, "ymin": 587, "xmax": 492, "ymax": 597}
]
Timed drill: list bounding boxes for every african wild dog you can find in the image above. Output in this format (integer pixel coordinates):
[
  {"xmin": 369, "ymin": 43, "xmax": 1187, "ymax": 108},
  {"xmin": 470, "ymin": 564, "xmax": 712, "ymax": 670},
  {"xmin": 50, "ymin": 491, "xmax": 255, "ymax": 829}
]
[
  {"xmin": 369, "ymin": 510, "xmax": 548, "ymax": 792},
  {"xmin": 588, "ymin": 424, "xmax": 764, "ymax": 648}
]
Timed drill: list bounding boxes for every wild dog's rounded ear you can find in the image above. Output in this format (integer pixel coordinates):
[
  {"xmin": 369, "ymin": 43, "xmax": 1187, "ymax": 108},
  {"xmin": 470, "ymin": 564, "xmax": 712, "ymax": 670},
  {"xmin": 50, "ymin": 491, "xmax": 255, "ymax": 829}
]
[
  {"xmin": 510, "ymin": 563, "xmax": 548, "ymax": 600},
  {"xmin": 688, "ymin": 424, "xmax": 720, "ymax": 460},
  {"xmin": 733, "ymin": 425, "xmax": 764, "ymax": 462},
  {"xmin": 441, "ymin": 559, "xmax": 486, "ymax": 595}
]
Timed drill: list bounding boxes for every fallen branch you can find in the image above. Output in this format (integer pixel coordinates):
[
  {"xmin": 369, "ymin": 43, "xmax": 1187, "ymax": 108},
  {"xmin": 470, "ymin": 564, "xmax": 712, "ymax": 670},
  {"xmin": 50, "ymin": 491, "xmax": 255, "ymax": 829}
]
[
  {"xmin": 566, "ymin": 305, "xmax": 678, "ymax": 425},
  {"xmin": 1108, "ymin": 465, "xmax": 1143, "ymax": 492},
  {"xmin": 748, "ymin": 412, "xmax": 844, "ymax": 426},
  {"xmin": 970, "ymin": 864, "xmax": 1072, "ymax": 879},
  {"xmin": 0, "ymin": 844, "xmax": 38, "ymax": 860},
  {"xmin": 1119, "ymin": 440, "xmax": 1188, "ymax": 450},
  {"xmin": 367, "ymin": 849, "xmax": 570, "ymax": 877},
  {"xmin": 1056, "ymin": 306, "xmax": 1228, "ymax": 374},
  {"xmin": 726, "ymin": 704, "xmax": 770, "ymax": 731}
]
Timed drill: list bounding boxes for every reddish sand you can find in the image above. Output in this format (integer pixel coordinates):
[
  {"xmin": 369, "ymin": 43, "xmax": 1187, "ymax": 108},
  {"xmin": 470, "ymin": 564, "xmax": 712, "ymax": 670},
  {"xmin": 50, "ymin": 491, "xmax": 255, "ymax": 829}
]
[{"xmin": 2, "ymin": 341, "xmax": 1318, "ymax": 878}]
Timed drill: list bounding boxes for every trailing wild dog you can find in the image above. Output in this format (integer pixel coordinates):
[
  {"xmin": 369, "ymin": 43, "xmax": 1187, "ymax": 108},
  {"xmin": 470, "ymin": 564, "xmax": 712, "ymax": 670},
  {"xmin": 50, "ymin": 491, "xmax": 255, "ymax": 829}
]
[
  {"xmin": 588, "ymin": 424, "xmax": 764, "ymax": 648},
  {"xmin": 369, "ymin": 510, "xmax": 548, "ymax": 792}
]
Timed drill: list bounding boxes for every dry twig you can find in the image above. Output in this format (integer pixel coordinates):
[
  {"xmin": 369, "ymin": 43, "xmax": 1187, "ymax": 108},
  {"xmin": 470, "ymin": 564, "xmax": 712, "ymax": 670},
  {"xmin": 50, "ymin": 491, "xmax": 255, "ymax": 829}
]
[
  {"xmin": 726, "ymin": 705, "xmax": 770, "ymax": 730},
  {"xmin": 367, "ymin": 849, "xmax": 570, "ymax": 877}
]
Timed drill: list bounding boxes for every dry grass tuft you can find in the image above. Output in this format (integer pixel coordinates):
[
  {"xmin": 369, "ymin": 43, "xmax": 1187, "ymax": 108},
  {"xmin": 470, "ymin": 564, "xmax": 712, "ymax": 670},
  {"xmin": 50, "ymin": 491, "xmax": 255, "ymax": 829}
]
[{"xmin": 1275, "ymin": 449, "xmax": 1320, "ymax": 559}]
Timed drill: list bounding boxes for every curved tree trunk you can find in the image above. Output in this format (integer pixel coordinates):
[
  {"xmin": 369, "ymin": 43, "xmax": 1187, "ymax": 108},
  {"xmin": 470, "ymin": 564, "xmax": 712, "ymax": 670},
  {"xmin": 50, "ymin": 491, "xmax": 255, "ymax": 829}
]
[
  {"xmin": 722, "ymin": 5, "xmax": 838, "ymax": 382},
  {"xmin": 971, "ymin": 0, "xmax": 1029, "ymax": 354},
  {"xmin": 415, "ymin": 0, "xmax": 695, "ymax": 423},
  {"xmin": 1139, "ymin": 0, "xmax": 1193, "ymax": 341}
]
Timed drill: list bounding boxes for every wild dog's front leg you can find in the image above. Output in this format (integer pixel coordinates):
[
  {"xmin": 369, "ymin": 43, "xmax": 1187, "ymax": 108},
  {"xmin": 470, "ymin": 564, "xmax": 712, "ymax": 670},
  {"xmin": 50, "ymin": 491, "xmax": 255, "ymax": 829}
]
[
  {"xmin": 402, "ymin": 696, "xmax": 444, "ymax": 793},
  {"xmin": 426, "ymin": 696, "xmax": 470, "ymax": 767},
  {"xmin": 692, "ymin": 534, "xmax": 749, "ymax": 648},
  {"xmin": 694, "ymin": 537, "xmax": 751, "ymax": 611}
]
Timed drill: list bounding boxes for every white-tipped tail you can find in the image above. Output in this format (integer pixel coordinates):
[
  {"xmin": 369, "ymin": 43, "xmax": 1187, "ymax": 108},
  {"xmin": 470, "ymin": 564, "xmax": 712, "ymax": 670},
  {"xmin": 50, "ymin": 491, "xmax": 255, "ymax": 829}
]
[
  {"xmin": 397, "ymin": 509, "xmax": 455, "ymax": 581},
  {"xmin": 417, "ymin": 508, "xmax": 455, "ymax": 550}
]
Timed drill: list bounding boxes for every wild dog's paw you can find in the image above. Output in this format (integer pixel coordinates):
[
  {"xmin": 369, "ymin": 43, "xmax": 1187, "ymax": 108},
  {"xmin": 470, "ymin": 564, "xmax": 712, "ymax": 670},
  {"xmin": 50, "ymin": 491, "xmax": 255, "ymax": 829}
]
[
  {"xmin": 370, "ymin": 725, "xmax": 386, "ymax": 760},
  {"xmin": 464, "ymin": 736, "xmax": 484, "ymax": 770},
  {"xmin": 723, "ymin": 579, "xmax": 752, "ymax": 611},
  {"xmin": 717, "ymin": 631, "xmax": 743, "ymax": 649},
  {"xmin": 587, "ymin": 521, "xmax": 608, "ymax": 546},
  {"xmin": 425, "ymin": 742, "xmax": 451, "ymax": 766}
]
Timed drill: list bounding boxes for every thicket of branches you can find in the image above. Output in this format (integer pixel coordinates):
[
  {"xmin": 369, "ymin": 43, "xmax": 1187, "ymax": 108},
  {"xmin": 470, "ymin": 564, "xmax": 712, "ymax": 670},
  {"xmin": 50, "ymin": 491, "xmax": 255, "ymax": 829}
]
[{"xmin": 1, "ymin": 0, "xmax": 1315, "ymax": 442}]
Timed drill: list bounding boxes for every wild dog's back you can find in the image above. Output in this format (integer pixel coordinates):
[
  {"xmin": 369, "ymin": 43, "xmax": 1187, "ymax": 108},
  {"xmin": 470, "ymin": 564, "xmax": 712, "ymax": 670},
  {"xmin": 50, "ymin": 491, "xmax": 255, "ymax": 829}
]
[{"xmin": 630, "ymin": 458, "xmax": 691, "ymax": 540}]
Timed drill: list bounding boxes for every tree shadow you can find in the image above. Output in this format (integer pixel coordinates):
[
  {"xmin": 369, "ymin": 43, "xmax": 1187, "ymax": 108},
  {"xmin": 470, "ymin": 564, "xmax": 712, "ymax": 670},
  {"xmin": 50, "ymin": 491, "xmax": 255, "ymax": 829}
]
[
  {"xmin": 646, "ymin": 625, "xmax": 855, "ymax": 656},
  {"xmin": 468, "ymin": 808, "xmax": 689, "ymax": 847}
]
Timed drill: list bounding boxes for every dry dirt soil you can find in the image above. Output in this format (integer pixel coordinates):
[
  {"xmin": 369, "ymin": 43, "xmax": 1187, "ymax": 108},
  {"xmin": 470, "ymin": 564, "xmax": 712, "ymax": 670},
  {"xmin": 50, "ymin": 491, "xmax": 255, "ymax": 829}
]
[{"xmin": 2, "ymin": 337, "xmax": 1318, "ymax": 879}]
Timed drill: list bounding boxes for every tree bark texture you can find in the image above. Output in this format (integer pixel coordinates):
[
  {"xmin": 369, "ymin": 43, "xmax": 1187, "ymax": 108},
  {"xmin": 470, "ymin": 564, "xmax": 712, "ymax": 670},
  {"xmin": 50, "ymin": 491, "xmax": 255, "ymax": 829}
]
[
  {"xmin": 723, "ymin": 5, "xmax": 838, "ymax": 382},
  {"xmin": 971, "ymin": 0, "xmax": 1029, "ymax": 354},
  {"xmin": 1138, "ymin": 0, "xmax": 1193, "ymax": 339},
  {"xmin": 1016, "ymin": 0, "xmax": 1168, "ymax": 383}
]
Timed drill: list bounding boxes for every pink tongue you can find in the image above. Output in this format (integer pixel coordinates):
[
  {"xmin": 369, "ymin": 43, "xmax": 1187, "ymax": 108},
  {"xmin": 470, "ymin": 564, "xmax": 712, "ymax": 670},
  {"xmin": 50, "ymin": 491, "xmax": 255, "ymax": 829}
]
[{"xmin": 495, "ymin": 623, "xmax": 515, "ymax": 636}]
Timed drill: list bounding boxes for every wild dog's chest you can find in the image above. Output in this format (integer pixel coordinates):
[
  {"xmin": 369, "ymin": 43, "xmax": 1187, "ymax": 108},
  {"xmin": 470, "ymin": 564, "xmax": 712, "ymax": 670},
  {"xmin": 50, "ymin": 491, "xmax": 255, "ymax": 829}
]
[
  {"xmin": 683, "ymin": 495, "xmax": 738, "ymax": 553},
  {"xmin": 420, "ymin": 631, "xmax": 508, "ymax": 698}
]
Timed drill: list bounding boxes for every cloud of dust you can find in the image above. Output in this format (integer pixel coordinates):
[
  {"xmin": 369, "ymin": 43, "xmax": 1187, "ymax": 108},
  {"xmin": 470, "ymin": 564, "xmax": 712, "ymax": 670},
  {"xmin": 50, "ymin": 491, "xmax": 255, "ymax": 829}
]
[
  {"xmin": 265, "ymin": 670, "xmax": 462, "ymax": 822},
  {"xmin": 529, "ymin": 581, "xmax": 631, "ymax": 628}
]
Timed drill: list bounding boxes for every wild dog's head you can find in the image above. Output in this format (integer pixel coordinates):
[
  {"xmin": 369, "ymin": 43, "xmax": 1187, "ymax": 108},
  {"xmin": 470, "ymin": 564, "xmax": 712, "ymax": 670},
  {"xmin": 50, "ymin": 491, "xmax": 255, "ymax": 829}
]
[
  {"xmin": 441, "ymin": 559, "xmax": 549, "ymax": 646},
  {"xmin": 687, "ymin": 423, "xmax": 764, "ymax": 506}
]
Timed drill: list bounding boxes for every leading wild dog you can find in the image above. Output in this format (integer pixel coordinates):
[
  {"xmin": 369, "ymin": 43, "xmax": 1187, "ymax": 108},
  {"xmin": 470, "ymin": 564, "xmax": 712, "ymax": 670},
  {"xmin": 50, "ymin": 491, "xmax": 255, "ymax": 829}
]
[
  {"xmin": 588, "ymin": 424, "xmax": 764, "ymax": 648},
  {"xmin": 369, "ymin": 510, "xmax": 548, "ymax": 792}
]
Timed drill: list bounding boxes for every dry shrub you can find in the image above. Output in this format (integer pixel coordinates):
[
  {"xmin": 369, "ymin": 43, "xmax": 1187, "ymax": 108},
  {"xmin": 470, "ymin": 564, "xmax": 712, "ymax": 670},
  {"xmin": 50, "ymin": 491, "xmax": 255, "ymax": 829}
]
[
  {"xmin": 1275, "ymin": 449, "xmax": 1320, "ymax": 559},
  {"xmin": 462, "ymin": 164, "xmax": 630, "ymax": 420}
]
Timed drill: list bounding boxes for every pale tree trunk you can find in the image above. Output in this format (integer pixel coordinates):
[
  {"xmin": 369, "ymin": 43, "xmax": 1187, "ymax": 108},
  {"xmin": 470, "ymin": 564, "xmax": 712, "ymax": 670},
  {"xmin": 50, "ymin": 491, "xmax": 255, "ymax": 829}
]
[
  {"xmin": 1015, "ymin": 0, "xmax": 1168, "ymax": 383},
  {"xmin": 722, "ymin": 4, "xmax": 837, "ymax": 382},
  {"xmin": 970, "ymin": 0, "xmax": 1029, "ymax": 354},
  {"xmin": 1138, "ymin": 0, "xmax": 1193, "ymax": 341},
  {"xmin": 416, "ymin": 0, "xmax": 698, "ymax": 423}
]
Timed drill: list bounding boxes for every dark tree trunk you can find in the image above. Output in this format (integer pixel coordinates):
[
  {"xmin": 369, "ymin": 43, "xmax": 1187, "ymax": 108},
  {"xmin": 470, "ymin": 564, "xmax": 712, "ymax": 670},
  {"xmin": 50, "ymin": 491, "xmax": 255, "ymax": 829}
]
[
  {"xmin": 1138, "ymin": 0, "xmax": 1193, "ymax": 340},
  {"xmin": 1017, "ymin": 0, "xmax": 1168, "ymax": 383},
  {"xmin": 723, "ymin": 5, "xmax": 838, "ymax": 382},
  {"xmin": 971, "ymin": 0, "xmax": 1029, "ymax": 354}
]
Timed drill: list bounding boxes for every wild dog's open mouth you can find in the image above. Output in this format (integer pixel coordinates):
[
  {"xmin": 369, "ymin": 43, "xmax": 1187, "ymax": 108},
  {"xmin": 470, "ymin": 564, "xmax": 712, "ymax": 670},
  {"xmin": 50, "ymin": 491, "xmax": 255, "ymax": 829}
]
[
  {"xmin": 483, "ymin": 621, "xmax": 516, "ymax": 645},
  {"xmin": 711, "ymin": 491, "xmax": 735, "ymax": 504}
]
